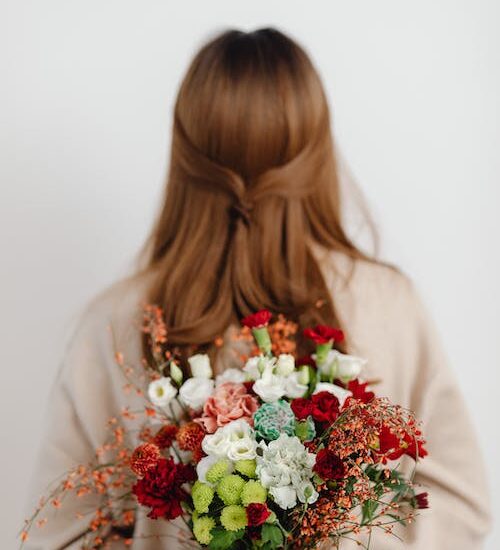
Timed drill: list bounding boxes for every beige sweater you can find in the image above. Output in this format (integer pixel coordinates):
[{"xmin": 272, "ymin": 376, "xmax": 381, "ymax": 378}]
[{"xmin": 23, "ymin": 249, "xmax": 491, "ymax": 549}]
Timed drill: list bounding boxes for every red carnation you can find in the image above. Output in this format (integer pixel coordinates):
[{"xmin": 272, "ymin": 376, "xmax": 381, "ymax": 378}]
[
  {"xmin": 154, "ymin": 424, "xmax": 178, "ymax": 450},
  {"xmin": 291, "ymin": 397, "xmax": 314, "ymax": 420},
  {"xmin": 176, "ymin": 422, "xmax": 205, "ymax": 452},
  {"xmin": 313, "ymin": 448, "xmax": 346, "ymax": 481},
  {"xmin": 246, "ymin": 503, "xmax": 271, "ymax": 526},
  {"xmin": 132, "ymin": 458, "xmax": 195, "ymax": 520},
  {"xmin": 129, "ymin": 442, "xmax": 161, "ymax": 477},
  {"xmin": 243, "ymin": 380, "xmax": 256, "ymax": 394},
  {"xmin": 415, "ymin": 492, "xmax": 429, "ymax": 509},
  {"xmin": 311, "ymin": 391, "xmax": 340, "ymax": 424},
  {"xmin": 303, "ymin": 325, "xmax": 344, "ymax": 345},
  {"xmin": 377, "ymin": 426, "xmax": 428, "ymax": 462},
  {"xmin": 403, "ymin": 430, "xmax": 428, "ymax": 461},
  {"xmin": 241, "ymin": 310, "xmax": 272, "ymax": 329},
  {"xmin": 346, "ymin": 379, "xmax": 375, "ymax": 404}
]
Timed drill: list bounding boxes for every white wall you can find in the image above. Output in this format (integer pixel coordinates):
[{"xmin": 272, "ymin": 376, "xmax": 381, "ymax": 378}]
[{"xmin": 1, "ymin": 0, "xmax": 498, "ymax": 546}]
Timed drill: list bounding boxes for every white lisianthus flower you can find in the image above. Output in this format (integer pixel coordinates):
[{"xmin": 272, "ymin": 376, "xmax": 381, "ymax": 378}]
[
  {"xmin": 179, "ymin": 377, "xmax": 214, "ymax": 410},
  {"xmin": 227, "ymin": 437, "xmax": 258, "ymax": 461},
  {"xmin": 252, "ymin": 362, "xmax": 286, "ymax": 403},
  {"xmin": 284, "ymin": 371, "xmax": 308, "ymax": 399},
  {"xmin": 196, "ymin": 455, "xmax": 219, "ymax": 484},
  {"xmin": 202, "ymin": 419, "xmax": 257, "ymax": 461},
  {"xmin": 315, "ymin": 350, "xmax": 367, "ymax": 381},
  {"xmin": 148, "ymin": 377, "xmax": 177, "ymax": 408},
  {"xmin": 188, "ymin": 353, "xmax": 213, "ymax": 378},
  {"xmin": 256, "ymin": 433, "xmax": 316, "ymax": 510},
  {"xmin": 296, "ymin": 480, "xmax": 319, "ymax": 505},
  {"xmin": 313, "ymin": 382, "xmax": 352, "ymax": 408},
  {"xmin": 275, "ymin": 354, "xmax": 295, "ymax": 376},
  {"xmin": 243, "ymin": 356, "xmax": 261, "ymax": 381},
  {"xmin": 215, "ymin": 368, "xmax": 246, "ymax": 386},
  {"xmin": 202, "ymin": 428, "xmax": 232, "ymax": 458},
  {"xmin": 269, "ymin": 486, "xmax": 297, "ymax": 510},
  {"xmin": 333, "ymin": 351, "xmax": 367, "ymax": 381}
]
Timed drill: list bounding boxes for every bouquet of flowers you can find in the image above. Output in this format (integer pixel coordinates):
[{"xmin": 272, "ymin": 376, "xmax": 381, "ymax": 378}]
[{"xmin": 21, "ymin": 307, "xmax": 428, "ymax": 549}]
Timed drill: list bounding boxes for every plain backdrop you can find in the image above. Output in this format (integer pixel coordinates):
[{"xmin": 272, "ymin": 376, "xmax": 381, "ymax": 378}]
[{"xmin": 1, "ymin": 0, "xmax": 499, "ymax": 547}]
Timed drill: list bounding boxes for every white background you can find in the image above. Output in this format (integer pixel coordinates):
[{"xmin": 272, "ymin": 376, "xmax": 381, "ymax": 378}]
[{"xmin": 1, "ymin": 0, "xmax": 498, "ymax": 547}]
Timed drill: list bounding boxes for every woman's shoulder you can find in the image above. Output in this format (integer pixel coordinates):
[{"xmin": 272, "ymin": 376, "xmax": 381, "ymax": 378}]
[
  {"xmin": 314, "ymin": 245, "xmax": 431, "ymax": 358},
  {"xmin": 68, "ymin": 269, "xmax": 155, "ymax": 352},
  {"xmin": 313, "ymin": 245, "xmax": 417, "ymax": 308}
]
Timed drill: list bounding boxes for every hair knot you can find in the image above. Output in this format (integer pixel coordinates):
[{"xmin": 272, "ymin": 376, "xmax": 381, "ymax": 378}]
[{"xmin": 229, "ymin": 199, "xmax": 254, "ymax": 226}]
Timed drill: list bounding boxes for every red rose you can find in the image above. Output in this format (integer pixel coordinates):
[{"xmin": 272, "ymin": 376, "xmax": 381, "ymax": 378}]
[
  {"xmin": 291, "ymin": 397, "xmax": 314, "ymax": 420},
  {"xmin": 241, "ymin": 310, "xmax": 272, "ymax": 329},
  {"xmin": 313, "ymin": 448, "xmax": 346, "ymax": 480},
  {"xmin": 246, "ymin": 503, "xmax": 271, "ymax": 526},
  {"xmin": 311, "ymin": 391, "xmax": 340, "ymax": 424},
  {"xmin": 129, "ymin": 443, "xmax": 161, "ymax": 477},
  {"xmin": 303, "ymin": 325, "xmax": 344, "ymax": 345},
  {"xmin": 132, "ymin": 458, "xmax": 195, "ymax": 520}
]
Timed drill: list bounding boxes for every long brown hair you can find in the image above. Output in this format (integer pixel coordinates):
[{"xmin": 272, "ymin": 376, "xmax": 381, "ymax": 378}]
[{"xmin": 140, "ymin": 27, "xmax": 380, "ymax": 360}]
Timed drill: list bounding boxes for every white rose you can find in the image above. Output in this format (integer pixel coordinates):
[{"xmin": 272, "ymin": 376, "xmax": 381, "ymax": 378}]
[
  {"xmin": 313, "ymin": 382, "xmax": 352, "ymax": 408},
  {"xmin": 252, "ymin": 363, "xmax": 286, "ymax": 403},
  {"xmin": 284, "ymin": 372, "xmax": 308, "ymax": 399},
  {"xmin": 148, "ymin": 377, "xmax": 177, "ymax": 408},
  {"xmin": 215, "ymin": 368, "xmax": 246, "ymax": 386},
  {"xmin": 179, "ymin": 377, "xmax": 214, "ymax": 410},
  {"xmin": 188, "ymin": 353, "xmax": 213, "ymax": 378},
  {"xmin": 275, "ymin": 354, "xmax": 295, "ymax": 376},
  {"xmin": 269, "ymin": 485, "xmax": 297, "ymax": 510}
]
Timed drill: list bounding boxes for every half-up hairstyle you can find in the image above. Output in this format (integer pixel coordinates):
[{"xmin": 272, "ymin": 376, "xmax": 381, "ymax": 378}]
[{"xmin": 140, "ymin": 27, "xmax": 379, "ymax": 361}]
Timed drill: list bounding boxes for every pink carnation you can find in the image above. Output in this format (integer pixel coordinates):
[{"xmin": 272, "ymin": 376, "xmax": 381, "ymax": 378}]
[{"xmin": 195, "ymin": 382, "xmax": 259, "ymax": 433}]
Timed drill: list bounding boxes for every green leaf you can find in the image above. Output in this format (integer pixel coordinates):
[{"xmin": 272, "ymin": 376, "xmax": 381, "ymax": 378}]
[
  {"xmin": 344, "ymin": 476, "xmax": 356, "ymax": 494},
  {"xmin": 386, "ymin": 513, "xmax": 408, "ymax": 526},
  {"xmin": 261, "ymin": 524, "xmax": 284, "ymax": 548},
  {"xmin": 305, "ymin": 367, "xmax": 318, "ymax": 398},
  {"xmin": 208, "ymin": 528, "xmax": 245, "ymax": 550},
  {"xmin": 361, "ymin": 499, "xmax": 379, "ymax": 525}
]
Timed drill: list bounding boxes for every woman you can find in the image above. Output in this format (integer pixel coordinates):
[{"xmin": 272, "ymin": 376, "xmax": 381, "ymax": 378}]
[{"xmin": 24, "ymin": 28, "xmax": 490, "ymax": 549}]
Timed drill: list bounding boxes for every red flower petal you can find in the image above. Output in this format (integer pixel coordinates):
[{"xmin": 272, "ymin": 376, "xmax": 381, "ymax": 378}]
[{"xmin": 241, "ymin": 310, "xmax": 272, "ymax": 329}]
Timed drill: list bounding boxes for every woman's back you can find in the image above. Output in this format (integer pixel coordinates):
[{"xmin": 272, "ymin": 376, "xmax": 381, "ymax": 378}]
[{"xmin": 23, "ymin": 246, "xmax": 490, "ymax": 548}]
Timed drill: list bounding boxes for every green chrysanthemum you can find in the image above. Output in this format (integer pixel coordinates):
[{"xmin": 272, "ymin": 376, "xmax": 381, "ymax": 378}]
[
  {"xmin": 253, "ymin": 400, "xmax": 295, "ymax": 441},
  {"xmin": 241, "ymin": 480, "xmax": 267, "ymax": 506},
  {"xmin": 193, "ymin": 515, "xmax": 215, "ymax": 545},
  {"xmin": 220, "ymin": 505, "xmax": 247, "ymax": 532},
  {"xmin": 216, "ymin": 474, "xmax": 245, "ymax": 505},
  {"xmin": 192, "ymin": 480, "xmax": 214, "ymax": 514},
  {"xmin": 295, "ymin": 416, "xmax": 316, "ymax": 442},
  {"xmin": 206, "ymin": 459, "xmax": 231, "ymax": 485},
  {"xmin": 234, "ymin": 459, "xmax": 257, "ymax": 478}
]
